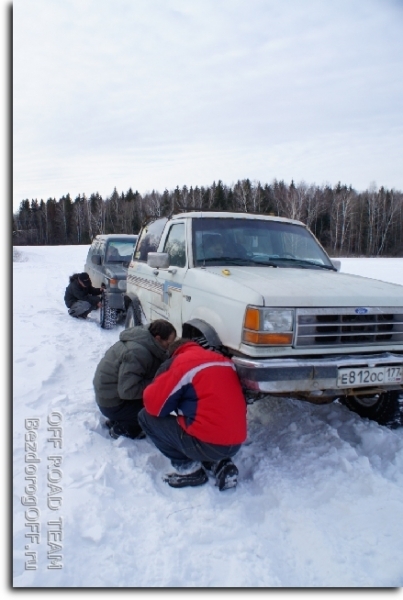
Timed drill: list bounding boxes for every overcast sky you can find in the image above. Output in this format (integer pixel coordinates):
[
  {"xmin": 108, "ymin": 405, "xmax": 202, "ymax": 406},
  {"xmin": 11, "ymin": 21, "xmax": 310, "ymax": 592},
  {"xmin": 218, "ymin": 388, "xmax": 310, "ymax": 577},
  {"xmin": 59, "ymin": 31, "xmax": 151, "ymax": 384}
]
[{"xmin": 12, "ymin": 0, "xmax": 403, "ymax": 211}]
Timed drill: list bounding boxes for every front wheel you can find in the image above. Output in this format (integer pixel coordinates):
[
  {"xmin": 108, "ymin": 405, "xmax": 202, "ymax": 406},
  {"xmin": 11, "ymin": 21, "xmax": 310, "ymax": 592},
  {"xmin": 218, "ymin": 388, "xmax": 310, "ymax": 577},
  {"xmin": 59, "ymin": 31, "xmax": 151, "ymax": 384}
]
[
  {"xmin": 100, "ymin": 294, "xmax": 118, "ymax": 330},
  {"xmin": 124, "ymin": 301, "xmax": 142, "ymax": 329},
  {"xmin": 340, "ymin": 391, "xmax": 402, "ymax": 429}
]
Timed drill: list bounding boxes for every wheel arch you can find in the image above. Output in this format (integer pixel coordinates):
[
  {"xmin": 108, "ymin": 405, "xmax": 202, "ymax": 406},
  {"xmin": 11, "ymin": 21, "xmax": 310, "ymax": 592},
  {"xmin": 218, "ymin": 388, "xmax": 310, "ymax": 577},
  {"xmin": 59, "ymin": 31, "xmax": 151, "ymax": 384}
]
[{"xmin": 182, "ymin": 318, "xmax": 222, "ymax": 348}]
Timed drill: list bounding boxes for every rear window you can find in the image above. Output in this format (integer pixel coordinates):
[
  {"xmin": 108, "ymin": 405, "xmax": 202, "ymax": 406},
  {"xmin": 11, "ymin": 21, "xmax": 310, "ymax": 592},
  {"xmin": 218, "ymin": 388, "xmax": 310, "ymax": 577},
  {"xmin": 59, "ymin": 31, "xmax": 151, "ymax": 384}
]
[{"xmin": 105, "ymin": 239, "xmax": 137, "ymax": 263}]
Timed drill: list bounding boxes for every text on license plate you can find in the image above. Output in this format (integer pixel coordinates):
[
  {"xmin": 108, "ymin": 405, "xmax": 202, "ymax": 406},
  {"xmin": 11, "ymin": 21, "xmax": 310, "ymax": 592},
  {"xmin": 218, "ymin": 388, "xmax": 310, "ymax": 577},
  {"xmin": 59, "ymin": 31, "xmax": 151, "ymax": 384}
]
[{"xmin": 337, "ymin": 366, "xmax": 402, "ymax": 388}]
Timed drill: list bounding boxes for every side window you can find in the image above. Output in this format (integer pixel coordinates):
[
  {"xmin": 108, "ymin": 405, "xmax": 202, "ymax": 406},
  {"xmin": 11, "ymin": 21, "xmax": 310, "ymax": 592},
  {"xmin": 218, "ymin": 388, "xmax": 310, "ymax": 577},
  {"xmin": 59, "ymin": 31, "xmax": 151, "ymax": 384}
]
[
  {"xmin": 163, "ymin": 223, "xmax": 186, "ymax": 268},
  {"xmin": 106, "ymin": 242, "xmax": 121, "ymax": 262},
  {"xmin": 98, "ymin": 241, "xmax": 106, "ymax": 260},
  {"xmin": 90, "ymin": 240, "xmax": 100, "ymax": 257},
  {"xmin": 135, "ymin": 218, "xmax": 168, "ymax": 262}
]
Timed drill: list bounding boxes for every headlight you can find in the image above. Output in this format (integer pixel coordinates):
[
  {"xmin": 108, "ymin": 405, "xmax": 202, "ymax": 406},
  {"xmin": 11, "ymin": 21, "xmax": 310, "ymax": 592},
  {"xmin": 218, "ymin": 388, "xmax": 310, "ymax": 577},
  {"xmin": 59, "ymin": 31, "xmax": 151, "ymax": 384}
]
[
  {"xmin": 118, "ymin": 280, "xmax": 127, "ymax": 291},
  {"xmin": 262, "ymin": 309, "xmax": 293, "ymax": 332},
  {"xmin": 243, "ymin": 307, "xmax": 294, "ymax": 346}
]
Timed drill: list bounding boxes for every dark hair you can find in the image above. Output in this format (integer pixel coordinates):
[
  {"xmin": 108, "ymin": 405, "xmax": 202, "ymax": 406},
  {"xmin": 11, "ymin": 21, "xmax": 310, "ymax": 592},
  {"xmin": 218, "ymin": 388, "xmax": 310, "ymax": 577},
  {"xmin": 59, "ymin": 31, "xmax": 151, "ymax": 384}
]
[
  {"xmin": 69, "ymin": 273, "xmax": 80, "ymax": 282},
  {"xmin": 167, "ymin": 337, "xmax": 192, "ymax": 357},
  {"xmin": 148, "ymin": 319, "xmax": 176, "ymax": 341}
]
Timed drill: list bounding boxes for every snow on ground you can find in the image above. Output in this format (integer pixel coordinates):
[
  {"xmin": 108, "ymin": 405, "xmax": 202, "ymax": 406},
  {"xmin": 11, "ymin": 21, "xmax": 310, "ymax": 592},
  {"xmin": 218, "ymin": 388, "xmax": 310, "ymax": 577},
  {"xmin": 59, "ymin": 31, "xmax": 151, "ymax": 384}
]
[{"xmin": 13, "ymin": 247, "xmax": 403, "ymax": 588}]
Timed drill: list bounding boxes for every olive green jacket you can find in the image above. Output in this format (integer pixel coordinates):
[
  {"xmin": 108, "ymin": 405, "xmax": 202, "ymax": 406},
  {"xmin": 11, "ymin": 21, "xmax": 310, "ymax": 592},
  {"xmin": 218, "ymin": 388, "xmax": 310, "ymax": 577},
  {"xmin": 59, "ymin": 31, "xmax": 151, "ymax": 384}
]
[{"xmin": 93, "ymin": 326, "xmax": 167, "ymax": 408}]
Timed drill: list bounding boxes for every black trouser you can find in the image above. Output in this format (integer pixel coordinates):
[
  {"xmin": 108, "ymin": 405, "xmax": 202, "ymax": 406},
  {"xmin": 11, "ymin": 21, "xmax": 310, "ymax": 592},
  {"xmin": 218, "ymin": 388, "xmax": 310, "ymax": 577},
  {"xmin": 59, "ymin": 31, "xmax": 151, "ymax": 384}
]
[
  {"xmin": 138, "ymin": 409, "xmax": 241, "ymax": 469},
  {"xmin": 98, "ymin": 399, "xmax": 144, "ymax": 437},
  {"xmin": 68, "ymin": 300, "xmax": 97, "ymax": 318}
]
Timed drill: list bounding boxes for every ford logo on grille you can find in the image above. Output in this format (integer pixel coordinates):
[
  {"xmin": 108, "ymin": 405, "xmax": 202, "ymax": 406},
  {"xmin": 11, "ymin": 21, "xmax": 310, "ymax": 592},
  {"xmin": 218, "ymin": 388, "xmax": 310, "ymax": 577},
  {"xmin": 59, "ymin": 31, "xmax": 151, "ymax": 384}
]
[{"xmin": 355, "ymin": 307, "xmax": 369, "ymax": 314}]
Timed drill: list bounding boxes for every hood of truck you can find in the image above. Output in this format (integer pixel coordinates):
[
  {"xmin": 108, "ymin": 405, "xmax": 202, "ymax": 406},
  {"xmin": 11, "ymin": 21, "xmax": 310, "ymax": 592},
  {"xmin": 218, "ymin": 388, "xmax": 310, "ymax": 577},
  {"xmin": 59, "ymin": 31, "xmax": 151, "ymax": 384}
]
[
  {"xmin": 103, "ymin": 264, "xmax": 128, "ymax": 279},
  {"xmin": 201, "ymin": 265, "xmax": 403, "ymax": 307}
]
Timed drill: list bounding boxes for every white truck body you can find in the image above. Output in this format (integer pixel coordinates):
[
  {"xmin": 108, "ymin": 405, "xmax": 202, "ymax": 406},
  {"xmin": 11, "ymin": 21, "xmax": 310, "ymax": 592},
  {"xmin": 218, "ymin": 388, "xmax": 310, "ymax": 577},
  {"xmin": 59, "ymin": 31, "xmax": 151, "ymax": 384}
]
[{"xmin": 124, "ymin": 212, "xmax": 403, "ymax": 420}]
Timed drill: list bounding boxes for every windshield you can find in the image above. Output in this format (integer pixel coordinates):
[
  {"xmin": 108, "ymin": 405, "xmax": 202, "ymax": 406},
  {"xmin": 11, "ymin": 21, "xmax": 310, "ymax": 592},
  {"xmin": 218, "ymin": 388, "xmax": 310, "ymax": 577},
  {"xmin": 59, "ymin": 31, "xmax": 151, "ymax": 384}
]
[
  {"xmin": 192, "ymin": 218, "xmax": 334, "ymax": 269},
  {"xmin": 105, "ymin": 238, "xmax": 138, "ymax": 264}
]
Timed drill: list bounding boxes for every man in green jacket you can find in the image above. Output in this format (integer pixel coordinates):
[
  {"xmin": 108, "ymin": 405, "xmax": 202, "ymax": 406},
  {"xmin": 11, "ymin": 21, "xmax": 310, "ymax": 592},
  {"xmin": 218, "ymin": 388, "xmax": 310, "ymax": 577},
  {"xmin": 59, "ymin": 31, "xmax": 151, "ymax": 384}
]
[{"xmin": 93, "ymin": 320, "xmax": 176, "ymax": 439}]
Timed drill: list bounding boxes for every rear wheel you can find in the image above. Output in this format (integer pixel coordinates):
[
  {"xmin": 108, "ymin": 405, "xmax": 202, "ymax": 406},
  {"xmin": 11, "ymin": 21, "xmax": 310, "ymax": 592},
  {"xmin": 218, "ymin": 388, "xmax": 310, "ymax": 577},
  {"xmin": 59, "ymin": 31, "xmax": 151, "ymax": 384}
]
[
  {"xmin": 340, "ymin": 391, "xmax": 402, "ymax": 428},
  {"xmin": 100, "ymin": 294, "xmax": 118, "ymax": 330}
]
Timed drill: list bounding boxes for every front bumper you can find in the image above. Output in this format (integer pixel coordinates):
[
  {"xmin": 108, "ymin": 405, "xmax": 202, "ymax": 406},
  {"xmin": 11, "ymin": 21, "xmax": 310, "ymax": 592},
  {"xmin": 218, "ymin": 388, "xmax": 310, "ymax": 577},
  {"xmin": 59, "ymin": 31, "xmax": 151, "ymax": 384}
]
[{"xmin": 231, "ymin": 352, "xmax": 403, "ymax": 395}]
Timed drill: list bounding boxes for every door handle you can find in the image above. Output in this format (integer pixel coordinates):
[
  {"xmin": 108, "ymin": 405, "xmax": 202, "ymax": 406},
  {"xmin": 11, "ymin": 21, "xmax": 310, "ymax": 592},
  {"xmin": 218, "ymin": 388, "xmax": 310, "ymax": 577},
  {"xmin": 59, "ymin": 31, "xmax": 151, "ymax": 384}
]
[{"xmin": 167, "ymin": 267, "xmax": 177, "ymax": 274}]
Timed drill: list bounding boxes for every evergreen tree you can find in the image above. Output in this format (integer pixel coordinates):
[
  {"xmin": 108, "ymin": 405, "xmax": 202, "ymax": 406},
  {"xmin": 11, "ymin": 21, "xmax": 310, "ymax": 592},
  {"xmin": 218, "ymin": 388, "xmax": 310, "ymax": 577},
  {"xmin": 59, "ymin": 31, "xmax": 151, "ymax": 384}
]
[{"xmin": 11, "ymin": 179, "xmax": 403, "ymax": 256}]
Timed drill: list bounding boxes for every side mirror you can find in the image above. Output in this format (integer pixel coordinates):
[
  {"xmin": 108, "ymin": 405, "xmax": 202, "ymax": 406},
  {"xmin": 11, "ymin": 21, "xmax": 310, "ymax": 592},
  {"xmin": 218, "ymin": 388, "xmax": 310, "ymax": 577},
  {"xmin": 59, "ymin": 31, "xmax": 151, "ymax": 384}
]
[
  {"xmin": 147, "ymin": 252, "xmax": 170, "ymax": 269},
  {"xmin": 331, "ymin": 259, "xmax": 341, "ymax": 271},
  {"xmin": 91, "ymin": 255, "xmax": 102, "ymax": 266}
]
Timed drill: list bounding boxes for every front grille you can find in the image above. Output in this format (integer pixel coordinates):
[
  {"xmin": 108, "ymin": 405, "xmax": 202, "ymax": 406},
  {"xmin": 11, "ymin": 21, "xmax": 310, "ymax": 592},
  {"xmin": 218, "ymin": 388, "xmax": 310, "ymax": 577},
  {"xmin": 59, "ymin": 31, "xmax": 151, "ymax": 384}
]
[{"xmin": 295, "ymin": 308, "xmax": 403, "ymax": 348}]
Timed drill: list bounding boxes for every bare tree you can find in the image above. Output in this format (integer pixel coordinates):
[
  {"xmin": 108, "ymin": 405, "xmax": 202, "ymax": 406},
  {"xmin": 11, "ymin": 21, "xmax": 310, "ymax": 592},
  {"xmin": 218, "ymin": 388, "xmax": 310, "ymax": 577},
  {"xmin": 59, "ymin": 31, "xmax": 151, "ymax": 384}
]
[
  {"xmin": 376, "ymin": 188, "xmax": 399, "ymax": 255},
  {"xmin": 330, "ymin": 184, "xmax": 355, "ymax": 255}
]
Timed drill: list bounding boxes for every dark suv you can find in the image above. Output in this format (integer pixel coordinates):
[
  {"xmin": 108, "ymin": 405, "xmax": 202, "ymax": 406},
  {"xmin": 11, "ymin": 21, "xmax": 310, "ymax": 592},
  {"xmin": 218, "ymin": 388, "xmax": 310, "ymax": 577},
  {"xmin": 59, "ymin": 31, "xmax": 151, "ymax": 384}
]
[{"xmin": 84, "ymin": 234, "xmax": 138, "ymax": 329}]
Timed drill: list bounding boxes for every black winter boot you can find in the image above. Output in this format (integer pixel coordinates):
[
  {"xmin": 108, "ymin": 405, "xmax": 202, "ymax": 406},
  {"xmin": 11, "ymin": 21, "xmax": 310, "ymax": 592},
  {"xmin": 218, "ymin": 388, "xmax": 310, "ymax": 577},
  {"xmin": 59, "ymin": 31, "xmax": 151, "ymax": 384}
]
[
  {"xmin": 204, "ymin": 458, "xmax": 239, "ymax": 491},
  {"xmin": 163, "ymin": 467, "xmax": 208, "ymax": 488},
  {"xmin": 109, "ymin": 423, "xmax": 145, "ymax": 440}
]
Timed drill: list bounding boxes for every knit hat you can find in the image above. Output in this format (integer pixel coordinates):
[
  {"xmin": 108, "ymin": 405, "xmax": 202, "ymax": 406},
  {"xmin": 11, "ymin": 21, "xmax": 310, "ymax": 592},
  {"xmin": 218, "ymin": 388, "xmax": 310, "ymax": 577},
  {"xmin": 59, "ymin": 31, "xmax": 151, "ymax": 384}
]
[{"xmin": 79, "ymin": 272, "xmax": 91, "ymax": 287}]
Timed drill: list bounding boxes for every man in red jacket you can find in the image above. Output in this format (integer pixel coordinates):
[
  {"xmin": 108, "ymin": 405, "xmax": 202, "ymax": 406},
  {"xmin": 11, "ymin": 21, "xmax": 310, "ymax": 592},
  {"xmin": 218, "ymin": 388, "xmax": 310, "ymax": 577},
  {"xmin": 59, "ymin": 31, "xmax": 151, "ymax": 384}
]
[{"xmin": 138, "ymin": 339, "xmax": 247, "ymax": 491}]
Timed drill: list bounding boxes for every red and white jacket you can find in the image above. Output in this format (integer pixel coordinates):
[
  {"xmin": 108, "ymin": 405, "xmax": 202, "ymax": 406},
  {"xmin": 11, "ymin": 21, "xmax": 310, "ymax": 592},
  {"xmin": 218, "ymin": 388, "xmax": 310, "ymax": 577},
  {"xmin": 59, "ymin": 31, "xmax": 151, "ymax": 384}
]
[{"xmin": 143, "ymin": 342, "xmax": 247, "ymax": 445}]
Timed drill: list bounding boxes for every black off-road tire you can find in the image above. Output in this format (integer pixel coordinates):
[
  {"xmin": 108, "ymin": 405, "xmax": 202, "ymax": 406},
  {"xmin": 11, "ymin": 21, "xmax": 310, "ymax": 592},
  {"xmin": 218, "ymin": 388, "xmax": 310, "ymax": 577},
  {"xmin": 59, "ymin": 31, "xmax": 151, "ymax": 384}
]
[
  {"xmin": 124, "ymin": 301, "xmax": 142, "ymax": 329},
  {"xmin": 340, "ymin": 391, "xmax": 402, "ymax": 429},
  {"xmin": 100, "ymin": 294, "xmax": 118, "ymax": 330}
]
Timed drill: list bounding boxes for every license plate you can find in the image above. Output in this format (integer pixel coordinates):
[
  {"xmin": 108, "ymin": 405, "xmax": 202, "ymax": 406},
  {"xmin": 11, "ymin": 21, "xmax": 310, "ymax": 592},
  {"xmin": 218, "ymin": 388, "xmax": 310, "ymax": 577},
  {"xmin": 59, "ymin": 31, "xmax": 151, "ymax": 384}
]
[{"xmin": 337, "ymin": 365, "xmax": 402, "ymax": 388}]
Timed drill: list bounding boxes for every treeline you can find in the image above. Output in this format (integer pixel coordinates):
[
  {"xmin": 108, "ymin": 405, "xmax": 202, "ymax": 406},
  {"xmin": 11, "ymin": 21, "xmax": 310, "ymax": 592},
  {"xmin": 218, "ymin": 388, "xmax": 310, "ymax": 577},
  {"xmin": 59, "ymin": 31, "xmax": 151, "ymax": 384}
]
[{"xmin": 12, "ymin": 179, "xmax": 403, "ymax": 256}]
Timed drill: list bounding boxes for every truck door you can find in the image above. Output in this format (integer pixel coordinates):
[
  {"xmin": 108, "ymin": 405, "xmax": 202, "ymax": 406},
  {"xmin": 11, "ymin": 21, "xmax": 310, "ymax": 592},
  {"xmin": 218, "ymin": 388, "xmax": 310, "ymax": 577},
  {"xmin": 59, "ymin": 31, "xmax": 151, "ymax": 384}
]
[
  {"xmin": 87, "ymin": 238, "xmax": 103, "ymax": 287},
  {"xmin": 127, "ymin": 217, "xmax": 168, "ymax": 323},
  {"xmin": 150, "ymin": 221, "xmax": 187, "ymax": 333}
]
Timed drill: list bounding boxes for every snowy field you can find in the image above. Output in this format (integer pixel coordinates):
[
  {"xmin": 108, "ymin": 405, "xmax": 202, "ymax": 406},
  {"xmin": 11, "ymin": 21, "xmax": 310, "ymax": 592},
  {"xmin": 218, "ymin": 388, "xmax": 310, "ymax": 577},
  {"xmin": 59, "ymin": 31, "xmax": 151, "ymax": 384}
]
[{"xmin": 13, "ymin": 246, "xmax": 403, "ymax": 588}]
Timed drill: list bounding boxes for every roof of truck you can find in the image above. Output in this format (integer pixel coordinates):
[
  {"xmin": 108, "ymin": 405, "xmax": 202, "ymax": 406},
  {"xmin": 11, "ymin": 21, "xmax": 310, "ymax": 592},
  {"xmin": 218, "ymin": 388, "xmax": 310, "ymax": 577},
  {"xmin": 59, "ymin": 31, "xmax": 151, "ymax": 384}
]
[
  {"xmin": 93, "ymin": 234, "xmax": 138, "ymax": 241},
  {"xmin": 170, "ymin": 211, "xmax": 304, "ymax": 226}
]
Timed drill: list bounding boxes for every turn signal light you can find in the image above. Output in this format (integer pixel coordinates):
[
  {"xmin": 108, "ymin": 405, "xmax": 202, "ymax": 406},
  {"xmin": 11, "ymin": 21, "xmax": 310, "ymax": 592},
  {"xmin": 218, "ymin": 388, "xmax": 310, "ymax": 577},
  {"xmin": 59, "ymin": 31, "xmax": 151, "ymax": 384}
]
[
  {"xmin": 244, "ymin": 307, "xmax": 260, "ymax": 330},
  {"xmin": 243, "ymin": 332, "xmax": 293, "ymax": 345}
]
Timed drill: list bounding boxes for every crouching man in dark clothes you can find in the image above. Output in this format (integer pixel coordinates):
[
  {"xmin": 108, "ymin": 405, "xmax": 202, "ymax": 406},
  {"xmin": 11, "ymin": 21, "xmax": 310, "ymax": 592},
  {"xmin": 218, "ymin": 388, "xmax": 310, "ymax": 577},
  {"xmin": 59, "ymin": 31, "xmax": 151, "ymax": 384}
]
[
  {"xmin": 93, "ymin": 320, "xmax": 176, "ymax": 440},
  {"xmin": 138, "ymin": 339, "xmax": 247, "ymax": 491},
  {"xmin": 64, "ymin": 272, "xmax": 104, "ymax": 319}
]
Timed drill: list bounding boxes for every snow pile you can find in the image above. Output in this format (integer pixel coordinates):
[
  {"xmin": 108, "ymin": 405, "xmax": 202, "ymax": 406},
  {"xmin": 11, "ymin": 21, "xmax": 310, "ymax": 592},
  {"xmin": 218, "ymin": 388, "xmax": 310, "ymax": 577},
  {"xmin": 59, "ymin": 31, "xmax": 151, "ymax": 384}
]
[{"xmin": 13, "ymin": 247, "xmax": 403, "ymax": 587}]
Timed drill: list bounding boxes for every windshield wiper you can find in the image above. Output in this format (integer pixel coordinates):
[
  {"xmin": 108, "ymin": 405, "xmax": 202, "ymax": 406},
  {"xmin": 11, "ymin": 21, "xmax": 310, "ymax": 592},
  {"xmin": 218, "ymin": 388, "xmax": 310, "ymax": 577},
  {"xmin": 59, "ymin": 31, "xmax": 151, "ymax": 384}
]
[
  {"xmin": 247, "ymin": 259, "xmax": 278, "ymax": 267},
  {"xmin": 273, "ymin": 257, "xmax": 337, "ymax": 271},
  {"xmin": 202, "ymin": 257, "xmax": 278, "ymax": 267}
]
